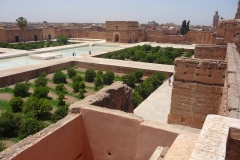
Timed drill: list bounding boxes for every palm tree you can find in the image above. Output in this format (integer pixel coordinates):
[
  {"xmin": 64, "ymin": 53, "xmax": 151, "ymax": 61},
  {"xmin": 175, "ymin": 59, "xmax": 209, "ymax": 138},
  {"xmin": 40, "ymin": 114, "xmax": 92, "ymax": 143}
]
[{"xmin": 16, "ymin": 17, "xmax": 27, "ymax": 49}]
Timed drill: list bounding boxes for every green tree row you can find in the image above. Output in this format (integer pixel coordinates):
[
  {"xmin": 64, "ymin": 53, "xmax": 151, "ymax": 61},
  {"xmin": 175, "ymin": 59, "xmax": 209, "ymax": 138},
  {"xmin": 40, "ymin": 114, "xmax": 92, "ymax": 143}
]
[{"xmin": 102, "ymin": 45, "xmax": 185, "ymax": 65}]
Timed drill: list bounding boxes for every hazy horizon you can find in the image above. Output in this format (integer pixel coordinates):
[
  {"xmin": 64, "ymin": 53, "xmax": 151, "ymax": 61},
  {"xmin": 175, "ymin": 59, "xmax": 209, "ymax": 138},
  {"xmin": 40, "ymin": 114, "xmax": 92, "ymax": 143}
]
[{"xmin": 0, "ymin": 0, "xmax": 238, "ymax": 25}]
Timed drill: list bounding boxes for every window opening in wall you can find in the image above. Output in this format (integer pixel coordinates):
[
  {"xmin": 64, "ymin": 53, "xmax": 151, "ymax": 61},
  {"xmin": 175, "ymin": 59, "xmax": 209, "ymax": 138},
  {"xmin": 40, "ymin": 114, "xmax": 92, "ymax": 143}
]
[
  {"xmin": 48, "ymin": 34, "xmax": 51, "ymax": 39},
  {"xmin": 115, "ymin": 26, "xmax": 118, "ymax": 29}
]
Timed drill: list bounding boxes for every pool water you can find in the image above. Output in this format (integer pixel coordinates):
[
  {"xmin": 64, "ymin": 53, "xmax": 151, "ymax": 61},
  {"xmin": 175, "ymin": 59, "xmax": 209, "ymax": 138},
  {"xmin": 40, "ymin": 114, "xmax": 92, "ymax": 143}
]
[
  {"xmin": 50, "ymin": 46, "xmax": 110, "ymax": 57},
  {"xmin": 0, "ymin": 46, "xmax": 112, "ymax": 71}
]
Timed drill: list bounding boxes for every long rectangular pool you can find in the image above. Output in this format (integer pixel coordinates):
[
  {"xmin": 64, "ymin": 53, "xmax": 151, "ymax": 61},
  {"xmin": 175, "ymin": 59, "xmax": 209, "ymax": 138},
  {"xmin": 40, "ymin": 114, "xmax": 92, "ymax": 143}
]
[{"xmin": 0, "ymin": 46, "xmax": 112, "ymax": 71}]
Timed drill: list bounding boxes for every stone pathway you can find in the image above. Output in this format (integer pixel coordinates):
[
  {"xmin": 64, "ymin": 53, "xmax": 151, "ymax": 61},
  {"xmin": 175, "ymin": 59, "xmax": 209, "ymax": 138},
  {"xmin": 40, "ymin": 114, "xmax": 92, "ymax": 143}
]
[
  {"xmin": 134, "ymin": 76, "xmax": 173, "ymax": 123},
  {"xmin": 75, "ymin": 56, "xmax": 174, "ymax": 73}
]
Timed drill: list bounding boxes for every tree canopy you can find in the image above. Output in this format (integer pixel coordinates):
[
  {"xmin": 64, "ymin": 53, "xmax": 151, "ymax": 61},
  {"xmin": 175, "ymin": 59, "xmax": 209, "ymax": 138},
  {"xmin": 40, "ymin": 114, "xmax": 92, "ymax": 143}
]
[
  {"xmin": 180, "ymin": 20, "xmax": 190, "ymax": 35},
  {"xmin": 16, "ymin": 17, "xmax": 27, "ymax": 32}
]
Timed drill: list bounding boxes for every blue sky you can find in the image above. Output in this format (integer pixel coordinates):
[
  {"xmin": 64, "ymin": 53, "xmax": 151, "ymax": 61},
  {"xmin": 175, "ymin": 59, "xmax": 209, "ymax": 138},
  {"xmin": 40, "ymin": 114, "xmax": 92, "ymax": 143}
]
[{"xmin": 0, "ymin": 0, "xmax": 238, "ymax": 25}]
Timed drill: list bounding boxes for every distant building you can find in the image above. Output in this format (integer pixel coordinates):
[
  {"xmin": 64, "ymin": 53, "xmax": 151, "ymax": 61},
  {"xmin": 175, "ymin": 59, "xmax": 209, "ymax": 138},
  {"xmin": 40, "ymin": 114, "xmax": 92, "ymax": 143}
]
[
  {"xmin": 213, "ymin": 11, "xmax": 220, "ymax": 29},
  {"xmin": 236, "ymin": 0, "xmax": 240, "ymax": 19}
]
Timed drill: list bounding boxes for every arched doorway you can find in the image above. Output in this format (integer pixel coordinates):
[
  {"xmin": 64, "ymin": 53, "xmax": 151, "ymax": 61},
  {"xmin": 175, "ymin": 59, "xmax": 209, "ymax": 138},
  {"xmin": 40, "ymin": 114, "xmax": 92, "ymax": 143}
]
[
  {"xmin": 114, "ymin": 34, "xmax": 119, "ymax": 42},
  {"xmin": 132, "ymin": 34, "xmax": 135, "ymax": 43}
]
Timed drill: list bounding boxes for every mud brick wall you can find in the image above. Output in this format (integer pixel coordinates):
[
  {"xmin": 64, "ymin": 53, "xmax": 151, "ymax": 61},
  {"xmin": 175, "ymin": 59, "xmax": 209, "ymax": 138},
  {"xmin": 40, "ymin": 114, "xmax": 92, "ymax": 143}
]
[
  {"xmin": 224, "ymin": 43, "xmax": 240, "ymax": 119},
  {"xmin": 168, "ymin": 58, "xmax": 227, "ymax": 128},
  {"xmin": 183, "ymin": 31, "xmax": 216, "ymax": 44},
  {"xmin": 194, "ymin": 45, "xmax": 227, "ymax": 60},
  {"xmin": 80, "ymin": 82, "xmax": 134, "ymax": 113}
]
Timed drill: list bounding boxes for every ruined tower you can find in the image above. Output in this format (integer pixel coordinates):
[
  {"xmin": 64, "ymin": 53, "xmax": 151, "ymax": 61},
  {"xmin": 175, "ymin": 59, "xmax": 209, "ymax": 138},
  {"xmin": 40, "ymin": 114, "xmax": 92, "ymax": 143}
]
[
  {"xmin": 235, "ymin": 0, "xmax": 240, "ymax": 19},
  {"xmin": 212, "ymin": 11, "xmax": 220, "ymax": 29}
]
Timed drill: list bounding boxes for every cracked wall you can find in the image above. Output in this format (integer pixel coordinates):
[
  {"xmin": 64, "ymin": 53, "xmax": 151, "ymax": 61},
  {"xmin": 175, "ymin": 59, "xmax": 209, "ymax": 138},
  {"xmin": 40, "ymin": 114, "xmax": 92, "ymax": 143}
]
[
  {"xmin": 194, "ymin": 44, "xmax": 227, "ymax": 60},
  {"xmin": 168, "ymin": 58, "xmax": 227, "ymax": 128}
]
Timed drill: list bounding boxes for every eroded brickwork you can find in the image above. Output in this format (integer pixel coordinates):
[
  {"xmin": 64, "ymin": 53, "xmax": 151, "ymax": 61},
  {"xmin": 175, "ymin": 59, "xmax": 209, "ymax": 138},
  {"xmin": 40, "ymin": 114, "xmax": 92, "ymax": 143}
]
[
  {"xmin": 168, "ymin": 58, "xmax": 227, "ymax": 128},
  {"xmin": 79, "ymin": 82, "xmax": 134, "ymax": 113},
  {"xmin": 194, "ymin": 44, "xmax": 227, "ymax": 60},
  {"xmin": 216, "ymin": 19, "xmax": 240, "ymax": 52},
  {"xmin": 183, "ymin": 31, "xmax": 216, "ymax": 44},
  {"xmin": 106, "ymin": 21, "xmax": 139, "ymax": 43}
]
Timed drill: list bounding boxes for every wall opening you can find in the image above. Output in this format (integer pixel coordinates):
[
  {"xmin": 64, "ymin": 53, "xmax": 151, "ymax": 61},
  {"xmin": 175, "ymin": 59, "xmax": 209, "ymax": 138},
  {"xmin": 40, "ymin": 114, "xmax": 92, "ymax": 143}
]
[
  {"xmin": 34, "ymin": 35, "xmax": 38, "ymax": 41},
  {"xmin": 48, "ymin": 34, "xmax": 51, "ymax": 39},
  {"xmin": 114, "ymin": 34, "xmax": 119, "ymax": 42},
  {"xmin": 15, "ymin": 36, "xmax": 19, "ymax": 42},
  {"xmin": 226, "ymin": 128, "xmax": 240, "ymax": 160}
]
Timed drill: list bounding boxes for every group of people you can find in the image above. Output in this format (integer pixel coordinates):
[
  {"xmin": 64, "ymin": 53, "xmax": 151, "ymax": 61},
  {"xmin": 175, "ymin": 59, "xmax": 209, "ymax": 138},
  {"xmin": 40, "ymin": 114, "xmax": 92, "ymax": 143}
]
[{"xmin": 72, "ymin": 50, "xmax": 91, "ymax": 56}]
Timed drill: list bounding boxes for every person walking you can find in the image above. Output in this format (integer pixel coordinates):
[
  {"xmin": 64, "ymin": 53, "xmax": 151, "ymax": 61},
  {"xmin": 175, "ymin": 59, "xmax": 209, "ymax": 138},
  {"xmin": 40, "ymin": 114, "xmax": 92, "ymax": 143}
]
[
  {"xmin": 168, "ymin": 77, "xmax": 171, "ymax": 86},
  {"xmin": 89, "ymin": 50, "xmax": 91, "ymax": 55}
]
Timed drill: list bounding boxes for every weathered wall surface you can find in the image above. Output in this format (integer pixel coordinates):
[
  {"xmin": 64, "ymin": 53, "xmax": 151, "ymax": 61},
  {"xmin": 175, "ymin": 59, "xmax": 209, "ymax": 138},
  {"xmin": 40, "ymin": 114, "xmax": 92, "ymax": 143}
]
[
  {"xmin": 194, "ymin": 44, "xmax": 227, "ymax": 60},
  {"xmin": 147, "ymin": 35, "xmax": 183, "ymax": 44},
  {"xmin": 80, "ymin": 82, "xmax": 134, "ymax": 113},
  {"xmin": 55, "ymin": 28, "xmax": 71, "ymax": 38},
  {"xmin": 216, "ymin": 19, "xmax": 240, "ymax": 52},
  {"xmin": 0, "ymin": 28, "xmax": 7, "ymax": 42},
  {"xmin": 183, "ymin": 31, "xmax": 216, "ymax": 44},
  {"xmin": 1, "ymin": 115, "xmax": 84, "ymax": 160},
  {"xmin": 87, "ymin": 31, "xmax": 105, "ymax": 39},
  {"xmin": 168, "ymin": 58, "xmax": 227, "ymax": 128},
  {"xmin": 226, "ymin": 128, "xmax": 240, "ymax": 160},
  {"xmin": 173, "ymin": 58, "xmax": 226, "ymax": 85},
  {"xmin": 78, "ymin": 104, "xmax": 142, "ymax": 160},
  {"xmin": 136, "ymin": 121, "xmax": 178, "ymax": 160},
  {"xmin": 106, "ymin": 21, "xmax": 139, "ymax": 43},
  {"xmin": 0, "ymin": 59, "xmax": 74, "ymax": 88},
  {"xmin": 144, "ymin": 31, "xmax": 215, "ymax": 44},
  {"xmin": 1, "ymin": 90, "xmax": 189, "ymax": 160},
  {"xmin": 223, "ymin": 43, "xmax": 240, "ymax": 119},
  {"xmin": 42, "ymin": 28, "xmax": 56, "ymax": 40},
  {"xmin": 5, "ymin": 29, "xmax": 43, "ymax": 43}
]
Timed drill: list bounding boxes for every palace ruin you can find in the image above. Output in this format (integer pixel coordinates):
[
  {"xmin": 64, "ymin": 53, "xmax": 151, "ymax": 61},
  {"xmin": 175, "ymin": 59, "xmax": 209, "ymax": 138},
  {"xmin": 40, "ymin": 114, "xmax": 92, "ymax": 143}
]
[{"xmin": 1, "ymin": 1, "xmax": 240, "ymax": 160}]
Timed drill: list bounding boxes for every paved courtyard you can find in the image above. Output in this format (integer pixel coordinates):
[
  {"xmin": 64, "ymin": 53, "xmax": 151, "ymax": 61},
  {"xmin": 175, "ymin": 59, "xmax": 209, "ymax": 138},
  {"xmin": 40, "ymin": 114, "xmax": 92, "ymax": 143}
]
[
  {"xmin": 0, "ymin": 40, "xmax": 196, "ymax": 124},
  {"xmin": 134, "ymin": 76, "xmax": 173, "ymax": 123}
]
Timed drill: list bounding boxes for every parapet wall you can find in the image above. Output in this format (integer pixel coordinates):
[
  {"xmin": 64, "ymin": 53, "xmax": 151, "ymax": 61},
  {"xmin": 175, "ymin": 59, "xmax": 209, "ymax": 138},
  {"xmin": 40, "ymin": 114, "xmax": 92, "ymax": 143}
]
[
  {"xmin": 0, "ymin": 59, "xmax": 74, "ymax": 88},
  {"xmin": 194, "ymin": 44, "xmax": 227, "ymax": 60},
  {"xmin": 174, "ymin": 58, "xmax": 226, "ymax": 85},
  {"xmin": 144, "ymin": 31, "xmax": 215, "ymax": 44},
  {"xmin": 223, "ymin": 43, "xmax": 240, "ymax": 119},
  {"xmin": 1, "ymin": 102, "xmax": 179, "ymax": 160},
  {"xmin": 183, "ymin": 31, "xmax": 216, "ymax": 44},
  {"xmin": 0, "ymin": 114, "xmax": 85, "ymax": 160},
  {"xmin": 168, "ymin": 58, "xmax": 227, "ymax": 128}
]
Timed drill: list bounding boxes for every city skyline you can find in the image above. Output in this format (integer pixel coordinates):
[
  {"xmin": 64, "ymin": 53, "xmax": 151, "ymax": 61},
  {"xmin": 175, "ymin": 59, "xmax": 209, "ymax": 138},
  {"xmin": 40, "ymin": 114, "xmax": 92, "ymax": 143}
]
[{"xmin": 0, "ymin": 0, "xmax": 238, "ymax": 25}]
